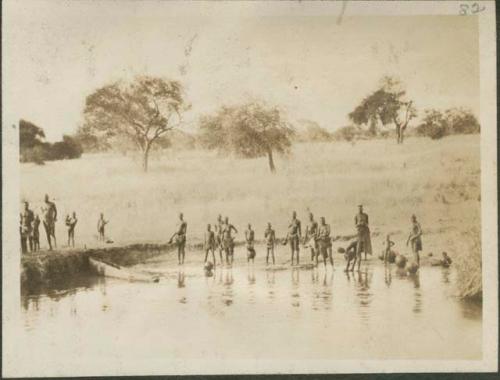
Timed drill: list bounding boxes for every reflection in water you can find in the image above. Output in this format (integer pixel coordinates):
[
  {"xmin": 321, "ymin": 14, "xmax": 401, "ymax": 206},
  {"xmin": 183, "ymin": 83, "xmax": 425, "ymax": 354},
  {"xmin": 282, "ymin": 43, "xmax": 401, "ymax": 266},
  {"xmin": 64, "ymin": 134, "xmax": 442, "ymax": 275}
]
[
  {"xmin": 354, "ymin": 269, "xmax": 373, "ymax": 325},
  {"xmin": 222, "ymin": 268, "xmax": 234, "ymax": 306},
  {"xmin": 247, "ymin": 266, "xmax": 256, "ymax": 304},
  {"xmin": 312, "ymin": 270, "xmax": 334, "ymax": 311},
  {"xmin": 266, "ymin": 270, "xmax": 275, "ymax": 301},
  {"xmin": 441, "ymin": 268, "xmax": 451, "ymax": 284},
  {"xmin": 410, "ymin": 273, "xmax": 422, "ymax": 314},
  {"xmin": 384, "ymin": 265, "xmax": 392, "ymax": 287},
  {"xmin": 291, "ymin": 268, "xmax": 300, "ymax": 307},
  {"xmin": 177, "ymin": 270, "xmax": 186, "ymax": 288}
]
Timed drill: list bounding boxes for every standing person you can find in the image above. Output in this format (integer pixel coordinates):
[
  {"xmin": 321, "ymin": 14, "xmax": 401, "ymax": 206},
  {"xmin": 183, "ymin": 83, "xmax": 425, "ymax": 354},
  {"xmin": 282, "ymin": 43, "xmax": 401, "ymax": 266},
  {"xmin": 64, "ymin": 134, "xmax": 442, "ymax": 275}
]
[
  {"xmin": 264, "ymin": 222, "xmax": 276, "ymax": 265},
  {"xmin": 245, "ymin": 224, "xmax": 256, "ymax": 264},
  {"xmin": 42, "ymin": 194, "xmax": 57, "ymax": 250},
  {"xmin": 32, "ymin": 214, "xmax": 41, "ymax": 251},
  {"xmin": 407, "ymin": 214, "xmax": 422, "ymax": 266},
  {"xmin": 20, "ymin": 213, "xmax": 27, "ymax": 254},
  {"xmin": 169, "ymin": 213, "xmax": 188, "ymax": 265},
  {"xmin": 97, "ymin": 213, "xmax": 108, "ymax": 242},
  {"xmin": 66, "ymin": 212, "xmax": 78, "ymax": 247},
  {"xmin": 355, "ymin": 204, "xmax": 372, "ymax": 260},
  {"xmin": 22, "ymin": 202, "xmax": 34, "ymax": 252},
  {"xmin": 317, "ymin": 217, "xmax": 333, "ymax": 268},
  {"xmin": 204, "ymin": 224, "xmax": 217, "ymax": 266},
  {"xmin": 383, "ymin": 234, "xmax": 395, "ymax": 263},
  {"xmin": 304, "ymin": 212, "xmax": 319, "ymax": 262},
  {"xmin": 215, "ymin": 214, "xmax": 224, "ymax": 264},
  {"xmin": 285, "ymin": 211, "xmax": 302, "ymax": 266},
  {"xmin": 222, "ymin": 217, "xmax": 238, "ymax": 265}
]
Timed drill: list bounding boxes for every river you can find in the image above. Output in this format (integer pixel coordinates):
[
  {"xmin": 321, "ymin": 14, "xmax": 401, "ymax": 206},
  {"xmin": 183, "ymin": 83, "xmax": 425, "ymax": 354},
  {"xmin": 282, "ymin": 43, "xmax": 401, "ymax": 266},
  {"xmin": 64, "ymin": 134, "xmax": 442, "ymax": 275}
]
[{"xmin": 20, "ymin": 251, "xmax": 482, "ymax": 373}]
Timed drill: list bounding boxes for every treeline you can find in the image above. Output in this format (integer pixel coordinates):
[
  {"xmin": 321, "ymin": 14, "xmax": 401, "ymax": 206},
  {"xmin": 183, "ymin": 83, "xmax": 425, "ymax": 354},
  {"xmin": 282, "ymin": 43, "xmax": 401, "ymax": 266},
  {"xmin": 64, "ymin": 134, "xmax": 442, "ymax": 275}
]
[{"xmin": 20, "ymin": 120, "xmax": 83, "ymax": 164}]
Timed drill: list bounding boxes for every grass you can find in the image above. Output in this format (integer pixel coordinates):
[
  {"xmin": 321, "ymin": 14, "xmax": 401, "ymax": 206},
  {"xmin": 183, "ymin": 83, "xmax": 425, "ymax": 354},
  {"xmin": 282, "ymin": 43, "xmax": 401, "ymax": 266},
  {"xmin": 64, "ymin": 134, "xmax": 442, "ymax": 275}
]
[{"xmin": 20, "ymin": 135, "xmax": 481, "ymax": 298}]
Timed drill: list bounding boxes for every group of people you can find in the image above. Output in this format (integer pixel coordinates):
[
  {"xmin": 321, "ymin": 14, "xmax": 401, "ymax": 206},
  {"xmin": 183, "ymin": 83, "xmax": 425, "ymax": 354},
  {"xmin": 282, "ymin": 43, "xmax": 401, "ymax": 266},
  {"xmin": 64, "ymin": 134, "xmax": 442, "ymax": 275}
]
[
  {"xmin": 20, "ymin": 194, "xmax": 111, "ymax": 254},
  {"xmin": 168, "ymin": 205, "xmax": 423, "ymax": 271}
]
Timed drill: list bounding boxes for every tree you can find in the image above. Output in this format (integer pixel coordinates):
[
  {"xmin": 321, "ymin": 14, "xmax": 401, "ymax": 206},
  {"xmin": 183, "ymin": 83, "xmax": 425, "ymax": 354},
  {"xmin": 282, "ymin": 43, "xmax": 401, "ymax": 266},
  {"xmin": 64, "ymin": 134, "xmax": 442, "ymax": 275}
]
[
  {"xmin": 199, "ymin": 102, "xmax": 294, "ymax": 173},
  {"xmin": 416, "ymin": 108, "xmax": 480, "ymax": 140},
  {"xmin": 416, "ymin": 109, "xmax": 449, "ymax": 140},
  {"xmin": 348, "ymin": 76, "xmax": 417, "ymax": 143},
  {"xmin": 83, "ymin": 76, "xmax": 187, "ymax": 171},
  {"xmin": 445, "ymin": 108, "xmax": 480, "ymax": 134}
]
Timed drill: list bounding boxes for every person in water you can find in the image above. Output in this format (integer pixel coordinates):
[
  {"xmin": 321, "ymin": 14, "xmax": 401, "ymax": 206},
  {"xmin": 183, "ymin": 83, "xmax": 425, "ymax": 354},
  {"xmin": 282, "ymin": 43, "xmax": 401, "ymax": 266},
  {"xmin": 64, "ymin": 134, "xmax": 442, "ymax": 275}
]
[
  {"xmin": 344, "ymin": 239, "xmax": 359, "ymax": 272},
  {"xmin": 169, "ymin": 213, "xmax": 188, "ymax": 265},
  {"xmin": 407, "ymin": 214, "xmax": 423, "ymax": 266},
  {"xmin": 204, "ymin": 224, "xmax": 216, "ymax": 266},
  {"xmin": 264, "ymin": 222, "xmax": 276, "ymax": 265},
  {"xmin": 383, "ymin": 234, "xmax": 395, "ymax": 263},
  {"xmin": 245, "ymin": 223, "xmax": 256, "ymax": 264}
]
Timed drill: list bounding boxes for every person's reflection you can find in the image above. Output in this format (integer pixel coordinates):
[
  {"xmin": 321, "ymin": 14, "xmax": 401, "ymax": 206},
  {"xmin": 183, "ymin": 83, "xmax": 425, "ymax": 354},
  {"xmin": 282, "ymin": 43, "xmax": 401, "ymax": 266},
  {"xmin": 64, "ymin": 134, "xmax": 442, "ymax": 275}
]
[
  {"xmin": 224, "ymin": 268, "xmax": 234, "ymax": 286},
  {"xmin": 384, "ymin": 265, "xmax": 392, "ymax": 288},
  {"xmin": 323, "ymin": 270, "xmax": 334, "ymax": 287},
  {"xmin": 266, "ymin": 270, "xmax": 275, "ymax": 286},
  {"xmin": 345, "ymin": 269, "xmax": 352, "ymax": 282},
  {"xmin": 312, "ymin": 267, "xmax": 319, "ymax": 284},
  {"xmin": 291, "ymin": 267, "xmax": 300, "ymax": 286},
  {"xmin": 441, "ymin": 268, "xmax": 451, "ymax": 284},
  {"xmin": 247, "ymin": 265, "xmax": 256, "ymax": 285},
  {"xmin": 410, "ymin": 273, "xmax": 422, "ymax": 314},
  {"xmin": 177, "ymin": 270, "xmax": 186, "ymax": 288}
]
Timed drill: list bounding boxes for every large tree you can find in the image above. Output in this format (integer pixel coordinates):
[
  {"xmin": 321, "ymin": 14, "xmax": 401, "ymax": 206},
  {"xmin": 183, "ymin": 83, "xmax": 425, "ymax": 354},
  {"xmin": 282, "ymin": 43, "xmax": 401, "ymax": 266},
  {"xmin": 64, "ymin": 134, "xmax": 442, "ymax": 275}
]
[
  {"xmin": 349, "ymin": 76, "xmax": 417, "ymax": 144},
  {"xmin": 199, "ymin": 102, "xmax": 294, "ymax": 173},
  {"xmin": 83, "ymin": 76, "xmax": 187, "ymax": 171}
]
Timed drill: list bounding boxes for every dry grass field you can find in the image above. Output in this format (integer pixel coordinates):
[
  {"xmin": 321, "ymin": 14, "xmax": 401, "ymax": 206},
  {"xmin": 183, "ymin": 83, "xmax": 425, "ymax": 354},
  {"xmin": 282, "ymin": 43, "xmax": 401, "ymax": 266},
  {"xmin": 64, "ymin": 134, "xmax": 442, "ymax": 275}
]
[{"xmin": 21, "ymin": 135, "xmax": 481, "ymax": 297}]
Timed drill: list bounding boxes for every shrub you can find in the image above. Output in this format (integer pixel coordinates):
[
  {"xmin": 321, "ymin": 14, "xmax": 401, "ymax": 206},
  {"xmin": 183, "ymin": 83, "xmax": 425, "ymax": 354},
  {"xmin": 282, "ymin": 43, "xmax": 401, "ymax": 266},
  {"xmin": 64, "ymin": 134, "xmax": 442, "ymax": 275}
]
[{"xmin": 416, "ymin": 108, "xmax": 480, "ymax": 140}]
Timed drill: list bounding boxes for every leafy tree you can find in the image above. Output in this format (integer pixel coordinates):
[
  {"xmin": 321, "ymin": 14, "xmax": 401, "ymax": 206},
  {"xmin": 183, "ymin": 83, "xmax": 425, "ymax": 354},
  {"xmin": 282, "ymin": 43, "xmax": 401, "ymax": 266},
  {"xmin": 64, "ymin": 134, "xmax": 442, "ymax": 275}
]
[
  {"xmin": 83, "ymin": 76, "xmax": 187, "ymax": 171},
  {"xmin": 416, "ymin": 108, "xmax": 480, "ymax": 140},
  {"xmin": 19, "ymin": 119, "xmax": 45, "ymax": 149},
  {"xmin": 199, "ymin": 102, "xmax": 294, "ymax": 173},
  {"xmin": 445, "ymin": 108, "xmax": 480, "ymax": 134},
  {"xmin": 349, "ymin": 76, "xmax": 417, "ymax": 143}
]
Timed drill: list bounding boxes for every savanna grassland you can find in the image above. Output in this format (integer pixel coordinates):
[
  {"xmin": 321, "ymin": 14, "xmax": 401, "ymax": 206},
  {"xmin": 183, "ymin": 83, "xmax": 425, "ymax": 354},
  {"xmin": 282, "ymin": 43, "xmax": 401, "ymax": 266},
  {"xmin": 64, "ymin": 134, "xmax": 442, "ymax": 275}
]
[{"xmin": 21, "ymin": 135, "xmax": 481, "ymax": 297}]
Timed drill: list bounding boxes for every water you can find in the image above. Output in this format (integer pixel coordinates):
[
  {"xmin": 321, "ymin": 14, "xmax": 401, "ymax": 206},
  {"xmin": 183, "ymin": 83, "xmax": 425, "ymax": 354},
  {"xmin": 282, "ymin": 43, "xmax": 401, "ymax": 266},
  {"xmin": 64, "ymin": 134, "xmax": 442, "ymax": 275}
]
[{"xmin": 20, "ymin": 251, "xmax": 482, "ymax": 372}]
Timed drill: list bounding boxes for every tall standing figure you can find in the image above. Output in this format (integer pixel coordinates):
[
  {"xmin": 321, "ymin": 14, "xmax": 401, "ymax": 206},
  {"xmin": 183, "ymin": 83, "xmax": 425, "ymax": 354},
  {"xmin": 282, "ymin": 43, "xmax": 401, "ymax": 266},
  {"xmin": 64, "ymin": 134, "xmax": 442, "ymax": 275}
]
[
  {"xmin": 407, "ymin": 214, "xmax": 423, "ymax": 266},
  {"xmin": 215, "ymin": 214, "xmax": 224, "ymax": 264},
  {"xmin": 32, "ymin": 214, "xmax": 41, "ymax": 251},
  {"xmin": 286, "ymin": 211, "xmax": 302, "ymax": 266},
  {"xmin": 222, "ymin": 217, "xmax": 238, "ymax": 265},
  {"xmin": 204, "ymin": 224, "xmax": 217, "ymax": 266},
  {"xmin": 304, "ymin": 212, "xmax": 318, "ymax": 262},
  {"xmin": 169, "ymin": 213, "xmax": 188, "ymax": 265},
  {"xmin": 245, "ymin": 224, "xmax": 256, "ymax": 264},
  {"xmin": 355, "ymin": 205, "xmax": 372, "ymax": 260},
  {"xmin": 97, "ymin": 213, "xmax": 109, "ymax": 241},
  {"xmin": 21, "ymin": 202, "xmax": 34, "ymax": 252},
  {"xmin": 317, "ymin": 217, "xmax": 334, "ymax": 268},
  {"xmin": 42, "ymin": 194, "xmax": 57, "ymax": 250},
  {"xmin": 264, "ymin": 222, "xmax": 276, "ymax": 265}
]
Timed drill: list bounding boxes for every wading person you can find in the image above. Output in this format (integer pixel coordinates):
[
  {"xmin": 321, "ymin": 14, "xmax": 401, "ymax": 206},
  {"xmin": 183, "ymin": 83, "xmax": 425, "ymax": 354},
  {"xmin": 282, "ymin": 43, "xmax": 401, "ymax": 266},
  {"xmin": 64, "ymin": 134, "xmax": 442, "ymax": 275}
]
[
  {"xmin": 97, "ymin": 213, "xmax": 108, "ymax": 242},
  {"xmin": 215, "ymin": 214, "xmax": 224, "ymax": 264},
  {"xmin": 169, "ymin": 213, "xmax": 188, "ymax": 265},
  {"xmin": 304, "ymin": 212, "xmax": 318, "ymax": 262},
  {"xmin": 204, "ymin": 224, "xmax": 217, "ymax": 266},
  {"xmin": 355, "ymin": 204, "xmax": 372, "ymax": 260},
  {"xmin": 317, "ymin": 217, "xmax": 333, "ymax": 268},
  {"xmin": 66, "ymin": 212, "xmax": 78, "ymax": 247},
  {"xmin": 384, "ymin": 234, "xmax": 395, "ymax": 263},
  {"xmin": 285, "ymin": 211, "xmax": 302, "ymax": 266},
  {"xmin": 32, "ymin": 214, "xmax": 41, "ymax": 251},
  {"xmin": 42, "ymin": 194, "xmax": 57, "ymax": 250},
  {"xmin": 406, "ymin": 214, "xmax": 422, "ymax": 266},
  {"xmin": 222, "ymin": 217, "xmax": 238, "ymax": 265},
  {"xmin": 22, "ymin": 202, "xmax": 34, "ymax": 252},
  {"xmin": 264, "ymin": 222, "xmax": 276, "ymax": 265},
  {"xmin": 245, "ymin": 223, "xmax": 256, "ymax": 264},
  {"xmin": 344, "ymin": 239, "xmax": 359, "ymax": 272}
]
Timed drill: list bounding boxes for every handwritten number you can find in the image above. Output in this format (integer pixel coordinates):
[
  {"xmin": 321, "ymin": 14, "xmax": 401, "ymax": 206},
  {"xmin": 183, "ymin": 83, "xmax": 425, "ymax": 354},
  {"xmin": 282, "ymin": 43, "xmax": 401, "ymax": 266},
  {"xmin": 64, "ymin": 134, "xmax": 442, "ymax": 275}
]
[{"xmin": 460, "ymin": 3, "xmax": 485, "ymax": 15}]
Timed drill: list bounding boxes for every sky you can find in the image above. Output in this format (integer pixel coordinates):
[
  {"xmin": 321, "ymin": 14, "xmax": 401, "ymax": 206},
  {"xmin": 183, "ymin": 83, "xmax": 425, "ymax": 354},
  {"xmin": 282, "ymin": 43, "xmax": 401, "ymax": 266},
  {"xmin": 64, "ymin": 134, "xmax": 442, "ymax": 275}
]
[{"xmin": 4, "ymin": 1, "xmax": 479, "ymax": 141}]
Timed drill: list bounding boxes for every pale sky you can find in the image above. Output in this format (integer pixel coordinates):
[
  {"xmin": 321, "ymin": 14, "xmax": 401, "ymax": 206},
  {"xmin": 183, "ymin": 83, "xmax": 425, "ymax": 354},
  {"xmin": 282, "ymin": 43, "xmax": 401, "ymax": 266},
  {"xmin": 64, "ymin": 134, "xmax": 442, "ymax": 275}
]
[{"xmin": 4, "ymin": 1, "xmax": 479, "ymax": 141}]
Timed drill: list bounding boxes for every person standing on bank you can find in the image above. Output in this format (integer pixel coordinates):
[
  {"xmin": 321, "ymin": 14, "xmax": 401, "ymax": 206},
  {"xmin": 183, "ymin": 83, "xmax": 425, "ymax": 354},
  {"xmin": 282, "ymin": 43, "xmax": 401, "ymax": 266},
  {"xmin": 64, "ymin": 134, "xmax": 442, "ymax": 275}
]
[
  {"xmin": 32, "ymin": 214, "xmax": 41, "ymax": 251},
  {"xmin": 264, "ymin": 222, "xmax": 276, "ymax": 265},
  {"xmin": 42, "ymin": 194, "xmax": 57, "ymax": 250},
  {"xmin": 407, "ymin": 214, "xmax": 423, "ymax": 266},
  {"xmin": 169, "ymin": 213, "xmax": 188, "ymax": 265},
  {"xmin": 22, "ymin": 202, "xmax": 35, "ymax": 252},
  {"xmin": 355, "ymin": 204, "xmax": 372, "ymax": 260},
  {"xmin": 97, "ymin": 213, "xmax": 108, "ymax": 241},
  {"xmin": 66, "ymin": 212, "xmax": 78, "ymax": 247}
]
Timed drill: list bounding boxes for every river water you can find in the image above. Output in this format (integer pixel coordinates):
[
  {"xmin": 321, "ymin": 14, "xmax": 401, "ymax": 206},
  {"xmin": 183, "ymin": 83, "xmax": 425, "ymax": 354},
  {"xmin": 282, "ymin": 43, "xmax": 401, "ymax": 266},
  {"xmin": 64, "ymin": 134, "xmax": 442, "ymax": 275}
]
[{"xmin": 20, "ymin": 251, "xmax": 482, "ymax": 372}]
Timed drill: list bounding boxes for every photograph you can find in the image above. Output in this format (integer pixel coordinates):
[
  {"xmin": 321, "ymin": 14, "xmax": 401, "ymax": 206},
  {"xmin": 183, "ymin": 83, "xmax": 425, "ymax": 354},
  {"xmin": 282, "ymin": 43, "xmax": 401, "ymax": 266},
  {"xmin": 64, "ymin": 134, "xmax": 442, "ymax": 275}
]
[{"xmin": 2, "ymin": 0, "xmax": 498, "ymax": 376}]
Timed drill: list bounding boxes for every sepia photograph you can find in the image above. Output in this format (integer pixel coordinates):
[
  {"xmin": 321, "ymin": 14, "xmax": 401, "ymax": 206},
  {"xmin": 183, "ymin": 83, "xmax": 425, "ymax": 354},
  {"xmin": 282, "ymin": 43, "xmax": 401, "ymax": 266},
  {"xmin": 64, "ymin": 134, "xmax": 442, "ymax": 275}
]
[{"xmin": 2, "ymin": 0, "xmax": 498, "ymax": 376}]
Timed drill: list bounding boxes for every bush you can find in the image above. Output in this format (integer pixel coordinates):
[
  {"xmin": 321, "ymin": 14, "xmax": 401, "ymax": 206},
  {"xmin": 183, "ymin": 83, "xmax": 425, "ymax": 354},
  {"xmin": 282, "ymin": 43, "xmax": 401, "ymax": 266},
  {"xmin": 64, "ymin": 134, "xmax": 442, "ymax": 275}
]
[
  {"xmin": 331, "ymin": 125, "xmax": 366, "ymax": 142},
  {"xmin": 416, "ymin": 108, "xmax": 480, "ymax": 140}
]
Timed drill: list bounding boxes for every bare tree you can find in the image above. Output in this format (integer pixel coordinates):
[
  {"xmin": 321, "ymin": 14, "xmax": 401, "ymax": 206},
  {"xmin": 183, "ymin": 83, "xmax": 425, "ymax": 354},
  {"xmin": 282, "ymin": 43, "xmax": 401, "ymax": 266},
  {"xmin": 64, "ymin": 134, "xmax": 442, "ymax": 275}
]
[{"xmin": 83, "ymin": 76, "xmax": 187, "ymax": 171}]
